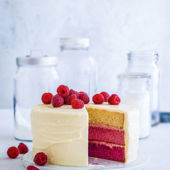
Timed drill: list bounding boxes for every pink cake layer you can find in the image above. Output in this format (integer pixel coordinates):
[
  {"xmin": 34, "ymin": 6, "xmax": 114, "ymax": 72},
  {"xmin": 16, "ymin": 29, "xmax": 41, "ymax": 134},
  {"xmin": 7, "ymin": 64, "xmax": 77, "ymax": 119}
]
[
  {"xmin": 89, "ymin": 140, "xmax": 125, "ymax": 162},
  {"xmin": 89, "ymin": 124, "xmax": 125, "ymax": 145}
]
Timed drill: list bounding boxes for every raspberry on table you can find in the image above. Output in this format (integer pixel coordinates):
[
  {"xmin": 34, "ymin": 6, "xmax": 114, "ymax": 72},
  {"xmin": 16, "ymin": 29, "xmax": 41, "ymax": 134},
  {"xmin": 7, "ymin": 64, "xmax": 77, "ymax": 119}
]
[
  {"xmin": 100, "ymin": 92, "xmax": 110, "ymax": 102},
  {"xmin": 65, "ymin": 94, "xmax": 77, "ymax": 105},
  {"xmin": 93, "ymin": 163, "xmax": 100, "ymax": 165},
  {"xmin": 71, "ymin": 99, "xmax": 84, "ymax": 109},
  {"xmin": 79, "ymin": 92, "xmax": 90, "ymax": 104},
  {"xmin": 33, "ymin": 152, "xmax": 47, "ymax": 166},
  {"xmin": 57, "ymin": 85, "xmax": 69, "ymax": 97},
  {"xmin": 18, "ymin": 142, "xmax": 29, "ymax": 154},
  {"xmin": 52, "ymin": 94, "xmax": 64, "ymax": 107},
  {"xmin": 41, "ymin": 93, "xmax": 53, "ymax": 104},
  {"xmin": 69, "ymin": 89, "xmax": 79, "ymax": 98},
  {"xmin": 7, "ymin": 146, "xmax": 19, "ymax": 159},
  {"xmin": 108, "ymin": 94, "xmax": 121, "ymax": 105},
  {"xmin": 92, "ymin": 94, "xmax": 104, "ymax": 104},
  {"xmin": 27, "ymin": 165, "xmax": 39, "ymax": 170}
]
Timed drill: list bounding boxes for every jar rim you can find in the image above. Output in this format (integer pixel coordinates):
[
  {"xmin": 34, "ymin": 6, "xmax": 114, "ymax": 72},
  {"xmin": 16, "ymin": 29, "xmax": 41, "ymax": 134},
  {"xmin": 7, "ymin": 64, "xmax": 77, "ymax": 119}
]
[
  {"xmin": 118, "ymin": 73, "xmax": 151, "ymax": 79},
  {"xmin": 16, "ymin": 55, "xmax": 58, "ymax": 67},
  {"xmin": 127, "ymin": 50, "xmax": 159, "ymax": 61},
  {"xmin": 60, "ymin": 37, "xmax": 89, "ymax": 50}
]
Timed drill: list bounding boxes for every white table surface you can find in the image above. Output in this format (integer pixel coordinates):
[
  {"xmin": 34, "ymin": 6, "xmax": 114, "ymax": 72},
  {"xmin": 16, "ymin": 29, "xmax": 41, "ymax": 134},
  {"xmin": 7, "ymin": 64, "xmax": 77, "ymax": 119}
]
[{"xmin": 0, "ymin": 109, "xmax": 170, "ymax": 170}]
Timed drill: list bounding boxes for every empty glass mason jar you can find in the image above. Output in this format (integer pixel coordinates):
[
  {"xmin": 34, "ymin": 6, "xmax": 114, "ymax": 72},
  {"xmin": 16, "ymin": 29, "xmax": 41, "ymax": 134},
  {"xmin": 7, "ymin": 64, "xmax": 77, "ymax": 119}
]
[
  {"xmin": 57, "ymin": 38, "xmax": 97, "ymax": 97},
  {"xmin": 118, "ymin": 73, "xmax": 151, "ymax": 139},
  {"xmin": 126, "ymin": 51, "xmax": 159, "ymax": 126},
  {"xmin": 14, "ymin": 54, "xmax": 58, "ymax": 141}
]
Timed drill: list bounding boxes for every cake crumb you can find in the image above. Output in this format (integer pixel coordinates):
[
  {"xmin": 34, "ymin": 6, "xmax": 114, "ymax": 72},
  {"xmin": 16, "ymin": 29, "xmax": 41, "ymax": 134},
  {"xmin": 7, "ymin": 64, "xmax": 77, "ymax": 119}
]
[{"xmin": 93, "ymin": 158, "xmax": 98, "ymax": 161}]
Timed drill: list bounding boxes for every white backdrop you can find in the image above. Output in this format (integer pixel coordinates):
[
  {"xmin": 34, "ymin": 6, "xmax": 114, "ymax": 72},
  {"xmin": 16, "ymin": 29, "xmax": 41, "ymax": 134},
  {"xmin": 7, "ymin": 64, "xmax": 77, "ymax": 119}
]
[{"xmin": 0, "ymin": 0, "xmax": 170, "ymax": 111}]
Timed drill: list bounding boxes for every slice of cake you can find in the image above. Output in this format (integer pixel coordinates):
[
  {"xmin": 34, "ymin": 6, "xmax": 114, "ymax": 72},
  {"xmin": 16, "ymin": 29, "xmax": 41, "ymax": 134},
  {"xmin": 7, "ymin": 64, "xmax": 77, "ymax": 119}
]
[
  {"xmin": 31, "ymin": 104, "xmax": 88, "ymax": 166},
  {"xmin": 86, "ymin": 104, "xmax": 139, "ymax": 163}
]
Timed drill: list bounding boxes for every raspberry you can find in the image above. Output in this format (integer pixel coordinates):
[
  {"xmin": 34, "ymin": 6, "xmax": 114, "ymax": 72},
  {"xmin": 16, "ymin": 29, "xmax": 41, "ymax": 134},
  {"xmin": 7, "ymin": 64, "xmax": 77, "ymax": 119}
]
[
  {"xmin": 79, "ymin": 92, "xmax": 90, "ymax": 104},
  {"xmin": 52, "ymin": 94, "xmax": 64, "ymax": 107},
  {"xmin": 69, "ymin": 89, "xmax": 79, "ymax": 98},
  {"xmin": 41, "ymin": 93, "xmax": 53, "ymax": 104},
  {"xmin": 108, "ymin": 94, "xmax": 121, "ymax": 105},
  {"xmin": 92, "ymin": 94, "xmax": 104, "ymax": 104},
  {"xmin": 33, "ymin": 152, "xmax": 47, "ymax": 166},
  {"xmin": 18, "ymin": 142, "xmax": 29, "ymax": 154},
  {"xmin": 71, "ymin": 99, "xmax": 84, "ymax": 109},
  {"xmin": 57, "ymin": 85, "xmax": 69, "ymax": 97},
  {"xmin": 65, "ymin": 94, "xmax": 77, "ymax": 105},
  {"xmin": 100, "ymin": 92, "xmax": 110, "ymax": 102},
  {"xmin": 7, "ymin": 146, "xmax": 19, "ymax": 159},
  {"xmin": 27, "ymin": 165, "xmax": 39, "ymax": 170}
]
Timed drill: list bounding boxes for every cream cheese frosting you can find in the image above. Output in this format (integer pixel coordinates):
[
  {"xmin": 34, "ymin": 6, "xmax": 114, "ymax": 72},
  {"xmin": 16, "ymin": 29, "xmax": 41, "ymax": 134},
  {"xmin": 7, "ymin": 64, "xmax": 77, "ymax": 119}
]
[{"xmin": 31, "ymin": 104, "xmax": 88, "ymax": 166}]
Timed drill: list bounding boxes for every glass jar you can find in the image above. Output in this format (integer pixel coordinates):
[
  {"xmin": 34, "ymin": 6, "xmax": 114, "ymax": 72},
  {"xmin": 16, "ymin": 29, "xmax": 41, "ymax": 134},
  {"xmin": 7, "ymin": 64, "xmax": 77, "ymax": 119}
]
[
  {"xmin": 14, "ymin": 54, "xmax": 58, "ymax": 141},
  {"xmin": 118, "ymin": 73, "xmax": 151, "ymax": 139},
  {"xmin": 57, "ymin": 38, "xmax": 97, "ymax": 97},
  {"xmin": 126, "ymin": 51, "xmax": 159, "ymax": 126}
]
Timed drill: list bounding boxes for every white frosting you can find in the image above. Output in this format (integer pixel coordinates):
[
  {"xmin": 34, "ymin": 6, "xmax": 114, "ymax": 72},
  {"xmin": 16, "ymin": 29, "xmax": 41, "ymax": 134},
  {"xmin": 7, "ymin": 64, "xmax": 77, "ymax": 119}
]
[
  {"xmin": 125, "ymin": 107, "xmax": 139, "ymax": 162},
  {"xmin": 31, "ymin": 104, "xmax": 88, "ymax": 166}
]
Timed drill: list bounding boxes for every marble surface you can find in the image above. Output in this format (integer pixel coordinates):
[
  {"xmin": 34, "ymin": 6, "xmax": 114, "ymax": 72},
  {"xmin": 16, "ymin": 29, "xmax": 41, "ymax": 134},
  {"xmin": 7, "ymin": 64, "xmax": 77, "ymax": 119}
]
[
  {"xmin": 0, "ymin": 109, "xmax": 170, "ymax": 170},
  {"xmin": 0, "ymin": 0, "xmax": 170, "ymax": 111}
]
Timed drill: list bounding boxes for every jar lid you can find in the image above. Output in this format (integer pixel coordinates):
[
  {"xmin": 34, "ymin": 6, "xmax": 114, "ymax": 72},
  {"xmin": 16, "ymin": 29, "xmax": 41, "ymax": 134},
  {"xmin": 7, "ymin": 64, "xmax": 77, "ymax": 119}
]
[
  {"xmin": 16, "ymin": 55, "xmax": 57, "ymax": 67},
  {"xmin": 118, "ymin": 73, "xmax": 151, "ymax": 79},
  {"xmin": 60, "ymin": 38, "xmax": 89, "ymax": 49},
  {"xmin": 128, "ymin": 50, "xmax": 159, "ymax": 61}
]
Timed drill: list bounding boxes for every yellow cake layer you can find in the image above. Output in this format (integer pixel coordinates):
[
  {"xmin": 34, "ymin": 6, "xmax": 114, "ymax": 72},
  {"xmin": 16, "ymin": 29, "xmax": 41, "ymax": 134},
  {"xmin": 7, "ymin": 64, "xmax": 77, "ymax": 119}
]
[{"xmin": 86, "ymin": 105, "xmax": 124, "ymax": 129}]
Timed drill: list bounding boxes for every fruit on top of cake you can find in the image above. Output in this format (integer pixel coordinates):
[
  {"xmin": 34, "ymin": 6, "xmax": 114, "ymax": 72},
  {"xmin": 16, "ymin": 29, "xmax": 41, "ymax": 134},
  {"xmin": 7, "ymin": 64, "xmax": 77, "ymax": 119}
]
[
  {"xmin": 41, "ymin": 93, "xmax": 53, "ymax": 104},
  {"xmin": 69, "ymin": 89, "xmax": 79, "ymax": 98},
  {"xmin": 7, "ymin": 146, "xmax": 19, "ymax": 159},
  {"xmin": 52, "ymin": 94, "xmax": 64, "ymax": 107},
  {"xmin": 92, "ymin": 93, "xmax": 121, "ymax": 105},
  {"xmin": 41, "ymin": 85, "xmax": 120, "ymax": 108},
  {"xmin": 100, "ymin": 92, "xmax": 110, "ymax": 102},
  {"xmin": 108, "ymin": 94, "xmax": 121, "ymax": 105},
  {"xmin": 79, "ymin": 92, "xmax": 90, "ymax": 104},
  {"xmin": 33, "ymin": 152, "xmax": 47, "ymax": 166},
  {"xmin": 27, "ymin": 165, "xmax": 39, "ymax": 170},
  {"xmin": 57, "ymin": 85, "xmax": 69, "ymax": 97},
  {"xmin": 71, "ymin": 99, "xmax": 84, "ymax": 109},
  {"xmin": 92, "ymin": 94, "xmax": 104, "ymax": 104},
  {"xmin": 18, "ymin": 142, "xmax": 29, "ymax": 154},
  {"xmin": 41, "ymin": 84, "xmax": 89, "ymax": 109},
  {"xmin": 65, "ymin": 94, "xmax": 77, "ymax": 105}
]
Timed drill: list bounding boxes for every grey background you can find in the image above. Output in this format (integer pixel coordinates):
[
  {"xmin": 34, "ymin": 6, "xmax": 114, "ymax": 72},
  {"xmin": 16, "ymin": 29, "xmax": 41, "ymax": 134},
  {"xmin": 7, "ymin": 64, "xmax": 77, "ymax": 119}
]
[{"xmin": 0, "ymin": 0, "xmax": 170, "ymax": 111}]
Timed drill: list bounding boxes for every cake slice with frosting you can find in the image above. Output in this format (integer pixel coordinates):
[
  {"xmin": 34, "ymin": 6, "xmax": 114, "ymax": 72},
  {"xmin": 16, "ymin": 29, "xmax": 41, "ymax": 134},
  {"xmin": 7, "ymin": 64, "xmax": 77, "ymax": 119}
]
[{"xmin": 87, "ymin": 103, "xmax": 139, "ymax": 163}]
